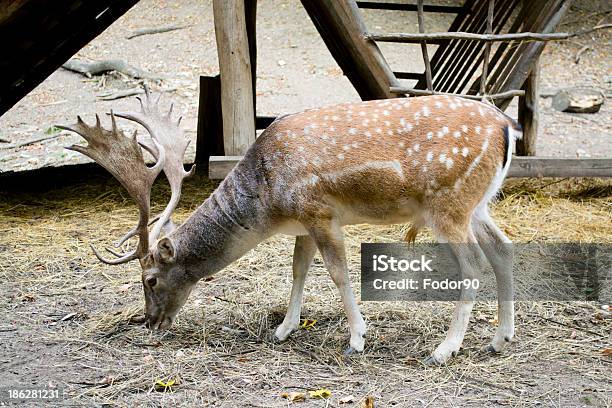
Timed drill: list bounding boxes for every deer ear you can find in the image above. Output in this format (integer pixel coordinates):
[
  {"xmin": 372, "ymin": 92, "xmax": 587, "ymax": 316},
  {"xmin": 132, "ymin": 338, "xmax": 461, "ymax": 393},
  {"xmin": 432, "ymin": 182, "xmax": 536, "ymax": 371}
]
[{"xmin": 157, "ymin": 237, "xmax": 176, "ymax": 263}]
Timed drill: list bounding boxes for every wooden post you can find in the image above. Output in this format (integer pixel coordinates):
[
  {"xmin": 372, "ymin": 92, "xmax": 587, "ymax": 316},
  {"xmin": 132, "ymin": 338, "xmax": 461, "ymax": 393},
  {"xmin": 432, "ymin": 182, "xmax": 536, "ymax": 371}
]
[
  {"xmin": 300, "ymin": 0, "xmax": 399, "ymax": 100},
  {"xmin": 195, "ymin": 75, "xmax": 224, "ymax": 171},
  {"xmin": 517, "ymin": 62, "xmax": 539, "ymax": 156},
  {"xmin": 213, "ymin": 0, "xmax": 256, "ymax": 155},
  {"xmin": 417, "ymin": 0, "xmax": 433, "ymax": 92}
]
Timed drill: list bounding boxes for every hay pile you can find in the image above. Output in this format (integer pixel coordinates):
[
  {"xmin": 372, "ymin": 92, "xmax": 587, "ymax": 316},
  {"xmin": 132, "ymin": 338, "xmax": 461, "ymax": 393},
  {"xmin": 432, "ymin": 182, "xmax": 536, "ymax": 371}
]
[{"xmin": 0, "ymin": 176, "xmax": 610, "ymax": 407}]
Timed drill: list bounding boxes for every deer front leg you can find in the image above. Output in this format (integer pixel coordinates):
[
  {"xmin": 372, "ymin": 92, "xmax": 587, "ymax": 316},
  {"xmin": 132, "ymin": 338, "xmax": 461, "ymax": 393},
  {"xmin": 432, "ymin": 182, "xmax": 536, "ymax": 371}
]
[
  {"xmin": 275, "ymin": 235, "xmax": 317, "ymax": 342},
  {"xmin": 308, "ymin": 222, "xmax": 367, "ymax": 353}
]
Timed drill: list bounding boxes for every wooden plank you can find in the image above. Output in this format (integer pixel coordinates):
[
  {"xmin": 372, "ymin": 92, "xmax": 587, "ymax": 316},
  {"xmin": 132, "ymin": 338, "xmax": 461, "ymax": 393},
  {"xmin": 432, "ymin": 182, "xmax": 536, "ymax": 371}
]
[
  {"xmin": 0, "ymin": 0, "xmax": 139, "ymax": 116},
  {"xmin": 430, "ymin": 0, "xmax": 489, "ymax": 92},
  {"xmin": 210, "ymin": 156, "xmax": 612, "ymax": 180},
  {"xmin": 516, "ymin": 62, "xmax": 539, "ymax": 155},
  {"xmin": 213, "ymin": 0, "xmax": 256, "ymax": 155},
  {"xmin": 479, "ymin": 0, "xmax": 494, "ymax": 96},
  {"xmin": 466, "ymin": 0, "xmax": 528, "ymax": 95},
  {"xmin": 508, "ymin": 157, "xmax": 612, "ymax": 178},
  {"xmin": 209, "ymin": 156, "xmax": 244, "ymax": 179},
  {"xmin": 300, "ymin": 0, "xmax": 399, "ymax": 100},
  {"xmin": 443, "ymin": 0, "xmax": 516, "ymax": 94},
  {"xmin": 356, "ymin": 1, "xmax": 463, "ymax": 13},
  {"xmin": 417, "ymin": 0, "xmax": 434, "ymax": 91},
  {"xmin": 416, "ymin": 0, "xmax": 477, "ymax": 91},
  {"xmin": 497, "ymin": 0, "xmax": 571, "ymax": 110},
  {"xmin": 488, "ymin": 1, "xmax": 553, "ymax": 99}
]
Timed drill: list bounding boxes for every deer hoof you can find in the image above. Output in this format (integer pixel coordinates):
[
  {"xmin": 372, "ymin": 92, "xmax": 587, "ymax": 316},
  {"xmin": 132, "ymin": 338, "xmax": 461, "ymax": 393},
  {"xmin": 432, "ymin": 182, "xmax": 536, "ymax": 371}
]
[
  {"xmin": 484, "ymin": 344, "xmax": 500, "ymax": 354},
  {"xmin": 344, "ymin": 346, "xmax": 359, "ymax": 356},
  {"xmin": 423, "ymin": 355, "xmax": 441, "ymax": 366}
]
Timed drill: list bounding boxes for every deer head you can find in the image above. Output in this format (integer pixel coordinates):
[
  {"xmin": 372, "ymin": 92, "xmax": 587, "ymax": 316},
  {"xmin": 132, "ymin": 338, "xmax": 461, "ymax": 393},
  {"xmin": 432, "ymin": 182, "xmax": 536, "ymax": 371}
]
[{"xmin": 59, "ymin": 89, "xmax": 195, "ymax": 330}]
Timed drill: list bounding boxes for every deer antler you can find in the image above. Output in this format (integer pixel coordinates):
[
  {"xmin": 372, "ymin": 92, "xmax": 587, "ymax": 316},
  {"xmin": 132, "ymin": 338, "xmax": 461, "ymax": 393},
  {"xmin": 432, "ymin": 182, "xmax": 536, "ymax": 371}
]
[
  {"xmin": 111, "ymin": 87, "xmax": 195, "ymax": 249},
  {"xmin": 58, "ymin": 113, "xmax": 165, "ymax": 264}
]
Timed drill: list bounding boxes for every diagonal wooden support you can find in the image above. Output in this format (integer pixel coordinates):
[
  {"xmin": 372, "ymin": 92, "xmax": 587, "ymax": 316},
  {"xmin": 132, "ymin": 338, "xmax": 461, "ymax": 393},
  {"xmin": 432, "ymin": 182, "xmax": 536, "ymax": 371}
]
[{"xmin": 301, "ymin": 0, "xmax": 400, "ymax": 100}]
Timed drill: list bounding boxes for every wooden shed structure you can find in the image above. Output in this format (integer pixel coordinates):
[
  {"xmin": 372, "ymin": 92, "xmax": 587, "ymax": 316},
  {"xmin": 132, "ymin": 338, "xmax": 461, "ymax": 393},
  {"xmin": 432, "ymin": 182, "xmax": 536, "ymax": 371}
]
[
  {"xmin": 205, "ymin": 0, "xmax": 611, "ymax": 179},
  {"xmin": 0, "ymin": 0, "xmax": 610, "ymax": 179}
]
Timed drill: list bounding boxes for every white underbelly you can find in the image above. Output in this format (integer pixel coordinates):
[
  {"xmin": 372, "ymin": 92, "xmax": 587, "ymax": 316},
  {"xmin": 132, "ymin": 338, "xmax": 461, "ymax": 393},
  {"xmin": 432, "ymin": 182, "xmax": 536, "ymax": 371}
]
[{"xmin": 274, "ymin": 197, "xmax": 422, "ymax": 237}]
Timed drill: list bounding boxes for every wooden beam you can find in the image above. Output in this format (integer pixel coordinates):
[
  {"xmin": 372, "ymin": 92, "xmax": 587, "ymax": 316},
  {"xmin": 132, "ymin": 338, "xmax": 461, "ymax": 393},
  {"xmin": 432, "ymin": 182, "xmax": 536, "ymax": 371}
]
[
  {"xmin": 417, "ymin": 0, "xmax": 434, "ymax": 91},
  {"xmin": 0, "ymin": 0, "xmax": 139, "ymax": 116},
  {"xmin": 416, "ymin": 0, "xmax": 480, "ymax": 90},
  {"xmin": 516, "ymin": 62, "xmax": 539, "ymax": 155},
  {"xmin": 480, "ymin": 0, "xmax": 494, "ymax": 97},
  {"xmin": 497, "ymin": 0, "xmax": 572, "ymax": 110},
  {"xmin": 390, "ymin": 87, "xmax": 524, "ymax": 99},
  {"xmin": 195, "ymin": 75, "xmax": 224, "ymax": 171},
  {"xmin": 507, "ymin": 157, "xmax": 612, "ymax": 178},
  {"xmin": 356, "ymin": 1, "xmax": 464, "ymax": 13},
  {"xmin": 210, "ymin": 156, "xmax": 612, "ymax": 180},
  {"xmin": 213, "ymin": 0, "xmax": 256, "ymax": 155},
  {"xmin": 366, "ymin": 30, "xmax": 571, "ymax": 43},
  {"xmin": 300, "ymin": 0, "xmax": 400, "ymax": 100},
  {"xmin": 209, "ymin": 156, "xmax": 244, "ymax": 179}
]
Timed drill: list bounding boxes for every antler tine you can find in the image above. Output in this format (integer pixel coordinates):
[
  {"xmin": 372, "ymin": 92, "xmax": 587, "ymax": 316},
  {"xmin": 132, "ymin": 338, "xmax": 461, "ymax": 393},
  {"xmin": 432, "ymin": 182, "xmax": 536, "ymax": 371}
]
[
  {"xmin": 114, "ymin": 214, "xmax": 162, "ymax": 248},
  {"xmin": 114, "ymin": 90, "xmax": 194, "ymax": 244},
  {"xmin": 59, "ymin": 114, "xmax": 166, "ymax": 264},
  {"xmin": 91, "ymin": 244, "xmax": 139, "ymax": 265}
]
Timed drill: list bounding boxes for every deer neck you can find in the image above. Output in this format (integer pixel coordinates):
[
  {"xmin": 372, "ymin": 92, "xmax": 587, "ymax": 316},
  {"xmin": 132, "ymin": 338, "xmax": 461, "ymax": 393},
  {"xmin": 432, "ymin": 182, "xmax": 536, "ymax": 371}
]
[{"xmin": 172, "ymin": 163, "xmax": 271, "ymax": 280}]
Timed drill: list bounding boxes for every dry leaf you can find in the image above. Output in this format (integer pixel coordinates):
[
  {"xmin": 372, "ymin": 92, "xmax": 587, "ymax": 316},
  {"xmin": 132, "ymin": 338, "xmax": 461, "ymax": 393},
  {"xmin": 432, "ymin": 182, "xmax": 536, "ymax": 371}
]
[
  {"xmin": 309, "ymin": 389, "xmax": 331, "ymax": 399},
  {"xmin": 340, "ymin": 394, "xmax": 355, "ymax": 404},
  {"xmin": 602, "ymin": 348, "xmax": 612, "ymax": 356},
  {"xmin": 281, "ymin": 391, "xmax": 306, "ymax": 402},
  {"xmin": 118, "ymin": 283, "xmax": 132, "ymax": 293},
  {"xmin": 154, "ymin": 379, "xmax": 176, "ymax": 392},
  {"xmin": 489, "ymin": 315, "xmax": 499, "ymax": 326},
  {"xmin": 301, "ymin": 319, "xmax": 317, "ymax": 330},
  {"xmin": 362, "ymin": 395, "xmax": 375, "ymax": 408}
]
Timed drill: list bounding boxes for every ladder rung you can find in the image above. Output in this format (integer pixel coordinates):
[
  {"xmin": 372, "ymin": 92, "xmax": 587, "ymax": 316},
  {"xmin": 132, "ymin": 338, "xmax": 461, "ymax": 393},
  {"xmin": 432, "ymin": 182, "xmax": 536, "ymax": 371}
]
[{"xmin": 356, "ymin": 1, "xmax": 463, "ymax": 13}]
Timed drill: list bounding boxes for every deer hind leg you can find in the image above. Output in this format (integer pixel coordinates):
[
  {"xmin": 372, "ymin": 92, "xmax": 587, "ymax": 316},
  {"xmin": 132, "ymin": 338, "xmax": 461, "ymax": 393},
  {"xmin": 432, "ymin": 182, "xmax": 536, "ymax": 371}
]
[
  {"xmin": 308, "ymin": 221, "xmax": 366, "ymax": 353},
  {"xmin": 471, "ymin": 206, "xmax": 514, "ymax": 353},
  {"xmin": 275, "ymin": 235, "xmax": 317, "ymax": 342},
  {"xmin": 426, "ymin": 220, "xmax": 486, "ymax": 365}
]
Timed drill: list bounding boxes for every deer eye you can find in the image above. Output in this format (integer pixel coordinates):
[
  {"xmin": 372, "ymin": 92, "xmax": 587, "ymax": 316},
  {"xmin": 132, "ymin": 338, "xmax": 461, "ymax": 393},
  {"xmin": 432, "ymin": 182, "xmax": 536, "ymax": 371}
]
[{"xmin": 145, "ymin": 276, "xmax": 157, "ymax": 287}]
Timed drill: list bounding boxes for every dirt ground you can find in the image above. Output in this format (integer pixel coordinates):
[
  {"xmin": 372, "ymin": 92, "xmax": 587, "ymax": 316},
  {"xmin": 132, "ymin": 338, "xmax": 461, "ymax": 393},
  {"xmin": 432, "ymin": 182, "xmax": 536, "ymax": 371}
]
[
  {"xmin": 0, "ymin": 1, "xmax": 611, "ymax": 407},
  {"xmin": 0, "ymin": 176, "xmax": 610, "ymax": 407}
]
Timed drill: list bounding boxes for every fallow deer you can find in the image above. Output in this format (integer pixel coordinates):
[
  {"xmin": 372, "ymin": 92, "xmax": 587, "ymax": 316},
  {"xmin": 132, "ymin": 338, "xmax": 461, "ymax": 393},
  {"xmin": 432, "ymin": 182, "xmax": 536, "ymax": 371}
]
[{"xmin": 60, "ymin": 90, "xmax": 520, "ymax": 364}]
